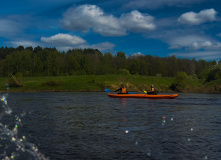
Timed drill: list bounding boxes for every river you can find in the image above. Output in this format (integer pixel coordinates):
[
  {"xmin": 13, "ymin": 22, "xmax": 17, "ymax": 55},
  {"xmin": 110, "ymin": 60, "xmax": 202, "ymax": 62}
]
[{"xmin": 1, "ymin": 92, "xmax": 221, "ymax": 160}]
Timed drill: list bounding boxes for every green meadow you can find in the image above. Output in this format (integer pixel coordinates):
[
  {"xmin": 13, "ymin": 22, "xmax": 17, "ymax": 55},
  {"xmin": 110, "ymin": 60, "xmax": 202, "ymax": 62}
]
[{"xmin": 0, "ymin": 75, "xmax": 220, "ymax": 93}]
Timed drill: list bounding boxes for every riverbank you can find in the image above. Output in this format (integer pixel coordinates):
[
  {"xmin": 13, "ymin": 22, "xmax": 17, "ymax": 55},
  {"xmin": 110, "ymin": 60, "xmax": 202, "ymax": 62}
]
[{"xmin": 0, "ymin": 75, "xmax": 221, "ymax": 93}]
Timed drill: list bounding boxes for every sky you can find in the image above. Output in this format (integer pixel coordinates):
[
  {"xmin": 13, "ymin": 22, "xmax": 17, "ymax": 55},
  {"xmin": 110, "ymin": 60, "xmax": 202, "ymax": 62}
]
[{"xmin": 1, "ymin": 0, "xmax": 221, "ymax": 61}]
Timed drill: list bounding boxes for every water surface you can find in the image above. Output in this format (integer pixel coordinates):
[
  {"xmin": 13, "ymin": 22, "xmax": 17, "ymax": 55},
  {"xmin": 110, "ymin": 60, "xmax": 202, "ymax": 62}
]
[{"xmin": 1, "ymin": 92, "xmax": 221, "ymax": 159}]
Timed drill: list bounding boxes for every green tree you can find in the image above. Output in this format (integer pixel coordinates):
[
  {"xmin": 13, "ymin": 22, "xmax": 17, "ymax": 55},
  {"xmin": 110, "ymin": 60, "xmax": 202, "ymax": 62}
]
[
  {"xmin": 26, "ymin": 46, "xmax": 33, "ymax": 52},
  {"xmin": 34, "ymin": 46, "xmax": 43, "ymax": 53},
  {"xmin": 65, "ymin": 52, "xmax": 80, "ymax": 75},
  {"xmin": 129, "ymin": 60, "xmax": 140, "ymax": 74},
  {"xmin": 3, "ymin": 50, "xmax": 32, "ymax": 76},
  {"xmin": 144, "ymin": 55, "xmax": 157, "ymax": 76},
  {"xmin": 31, "ymin": 52, "xmax": 43, "ymax": 76},
  {"xmin": 103, "ymin": 52, "xmax": 115, "ymax": 74},
  {"xmin": 43, "ymin": 48, "xmax": 62, "ymax": 76},
  {"xmin": 170, "ymin": 72, "xmax": 188, "ymax": 92},
  {"xmin": 205, "ymin": 64, "xmax": 221, "ymax": 82},
  {"xmin": 116, "ymin": 51, "xmax": 126, "ymax": 69},
  {"xmin": 196, "ymin": 59, "xmax": 207, "ymax": 76},
  {"xmin": 118, "ymin": 69, "xmax": 130, "ymax": 75},
  {"xmin": 16, "ymin": 46, "xmax": 24, "ymax": 52},
  {"xmin": 167, "ymin": 55, "xmax": 179, "ymax": 77}
]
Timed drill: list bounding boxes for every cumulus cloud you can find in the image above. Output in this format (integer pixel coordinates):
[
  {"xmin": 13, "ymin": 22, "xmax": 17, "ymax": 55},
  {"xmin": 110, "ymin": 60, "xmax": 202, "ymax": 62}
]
[
  {"xmin": 147, "ymin": 27, "xmax": 209, "ymax": 49},
  {"xmin": 190, "ymin": 41, "xmax": 211, "ymax": 50},
  {"xmin": 189, "ymin": 41, "xmax": 221, "ymax": 50},
  {"xmin": 41, "ymin": 33, "xmax": 86, "ymax": 46},
  {"xmin": 130, "ymin": 52, "xmax": 144, "ymax": 57},
  {"xmin": 168, "ymin": 35, "xmax": 221, "ymax": 51},
  {"xmin": 62, "ymin": 5, "xmax": 126, "ymax": 36},
  {"xmin": 61, "ymin": 4, "xmax": 155, "ymax": 36},
  {"xmin": 120, "ymin": 10, "xmax": 155, "ymax": 32},
  {"xmin": 168, "ymin": 35, "xmax": 209, "ymax": 49},
  {"xmin": 41, "ymin": 33, "xmax": 115, "ymax": 52},
  {"xmin": 178, "ymin": 8, "xmax": 217, "ymax": 25},
  {"xmin": 149, "ymin": 27, "xmax": 221, "ymax": 51},
  {"xmin": 168, "ymin": 36, "xmax": 221, "ymax": 60}
]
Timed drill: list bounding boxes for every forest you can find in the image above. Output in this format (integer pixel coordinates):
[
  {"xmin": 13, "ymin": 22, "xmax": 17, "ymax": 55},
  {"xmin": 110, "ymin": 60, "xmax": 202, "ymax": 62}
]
[{"xmin": 0, "ymin": 46, "xmax": 221, "ymax": 84}]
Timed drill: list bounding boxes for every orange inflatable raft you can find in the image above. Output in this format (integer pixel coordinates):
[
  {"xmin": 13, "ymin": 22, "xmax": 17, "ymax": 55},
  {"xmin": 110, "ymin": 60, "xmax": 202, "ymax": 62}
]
[{"xmin": 107, "ymin": 93, "xmax": 178, "ymax": 99}]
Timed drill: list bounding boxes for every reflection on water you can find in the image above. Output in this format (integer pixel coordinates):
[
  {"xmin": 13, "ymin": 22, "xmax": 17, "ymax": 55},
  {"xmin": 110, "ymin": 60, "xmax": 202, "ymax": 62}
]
[{"xmin": 1, "ymin": 92, "xmax": 221, "ymax": 159}]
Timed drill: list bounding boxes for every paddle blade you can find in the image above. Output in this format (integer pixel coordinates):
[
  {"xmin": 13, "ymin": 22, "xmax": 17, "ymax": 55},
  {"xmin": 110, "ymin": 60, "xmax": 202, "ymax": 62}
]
[
  {"xmin": 144, "ymin": 90, "xmax": 147, "ymax": 93},
  {"xmin": 105, "ymin": 89, "xmax": 111, "ymax": 92}
]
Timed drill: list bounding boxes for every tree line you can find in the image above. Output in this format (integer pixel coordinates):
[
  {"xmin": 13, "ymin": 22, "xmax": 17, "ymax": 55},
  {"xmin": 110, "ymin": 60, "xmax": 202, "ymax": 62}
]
[{"xmin": 0, "ymin": 46, "xmax": 220, "ymax": 81}]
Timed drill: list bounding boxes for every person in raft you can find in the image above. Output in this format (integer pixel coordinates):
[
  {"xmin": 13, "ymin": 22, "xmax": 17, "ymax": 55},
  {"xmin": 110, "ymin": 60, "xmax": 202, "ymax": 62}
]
[
  {"xmin": 115, "ymin": 84, "xmax": 128, "ymax": 94},
  {"xmin": 147, "ymin": 84, "xmax": 158, "ymax": 95}
]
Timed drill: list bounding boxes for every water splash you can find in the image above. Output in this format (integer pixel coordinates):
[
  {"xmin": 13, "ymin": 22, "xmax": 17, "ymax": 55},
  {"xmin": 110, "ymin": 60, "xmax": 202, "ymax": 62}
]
[
  {"xmin": 0, "ymin": 93, "xmax": 48, "ymax": 160},
  {"xmin": 125, "ymin": 130, "xmax": 129, "ymax": 134}
]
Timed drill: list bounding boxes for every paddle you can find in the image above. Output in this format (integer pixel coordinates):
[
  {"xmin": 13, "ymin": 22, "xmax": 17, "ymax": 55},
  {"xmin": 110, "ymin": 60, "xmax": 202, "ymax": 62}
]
[
  {"xmin": 104, "ymin": 89, "xmax": 111, "ymax": 92},
  {"xmin": 105, "ymin": 89, "xmax": 134, "ymax": 94},
  {"xmin": 144, "ymin": 89, "xmax": 159, "ymax": 94}
]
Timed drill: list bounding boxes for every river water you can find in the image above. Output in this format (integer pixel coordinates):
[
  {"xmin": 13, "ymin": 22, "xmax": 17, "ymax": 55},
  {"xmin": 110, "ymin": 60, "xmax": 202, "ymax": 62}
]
[{"xmin": 1, "ymin": 92, "xmax": 221, "ymax": 160}]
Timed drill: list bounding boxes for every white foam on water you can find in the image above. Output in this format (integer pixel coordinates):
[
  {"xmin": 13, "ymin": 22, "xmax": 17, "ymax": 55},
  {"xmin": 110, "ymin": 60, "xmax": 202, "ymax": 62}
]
[{"xmin": 0, "ymin": 93, "xmax": 48, "ymax": 160}]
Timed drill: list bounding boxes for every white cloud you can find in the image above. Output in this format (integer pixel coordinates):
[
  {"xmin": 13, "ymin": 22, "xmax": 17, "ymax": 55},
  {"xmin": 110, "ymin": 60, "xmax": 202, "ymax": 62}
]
[
  {"xmin": 189, "ymin": 41, "xmax": 221, "ymax": 50},
  {"xmin": 56, "ymin": 42, "xmax": 115, "ymax": 52},
  {"xmin": 120, "ymin": 10, "xmax": 155, "ymax": 32},
  {"xmin": 168, "ymin": 35, "xmax": 209, "ymax": 49},
  {"xmin": 130, "ymin": 52, "xmax": 144, "ymax": 57},
  {"xmin": 124, "ymin": 0, "xmax": 205, "ymax": 9},
  {"xmin": 166, "ymin": 33, "xmax": 221, "ymax": 51},
  {"xmin": 61, "ymin": 4, "xmax": 155, "ymax": 36},
  {"xmin": 190, "ymin": 41, "xmax": 211, "ymax": 50},
  {"xmin": 147, "ymin": 27, "xmax": 210, "ymax": 49},
  {"xmin": 170, "ymin": 51, "xmax": 221, "ymax": 60},
  {"xmin": 40, "ymin": 33, "xmax": 115, "ymax": 52},
  {"xmin": 146, "ymin": 25, "xmax": 221, "ymax": 58},
  {"xmin": 62, "ymin": 5, "xmax": 126, "ymax": 36},
  {"xmin": 6, "ymin": 40, "xmax": 39, "ymax": 48},
  {"xmin": 81, "ymin": 42, "xmax": 115, "ymax": 51},
  {"xmin": 178, "ymin": 8, "xmax": 217, "ymax": 25},
  {"xmin": 41, "ymin": 33, "xmax": 86, "ymax": 46},
  {"xmin": 168, "ymin": 35, "xmax": 221, "ymax": 52},
  {"xmin": 168, "ymin": 37, "xmax": 221, "ymax": 60}
]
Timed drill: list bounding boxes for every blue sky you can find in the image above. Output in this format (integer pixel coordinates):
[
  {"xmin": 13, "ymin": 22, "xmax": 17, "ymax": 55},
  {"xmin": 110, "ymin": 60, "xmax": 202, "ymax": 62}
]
[{"xmin": 1, "ymin": 0, "xmax": 221, "ymax": 61}]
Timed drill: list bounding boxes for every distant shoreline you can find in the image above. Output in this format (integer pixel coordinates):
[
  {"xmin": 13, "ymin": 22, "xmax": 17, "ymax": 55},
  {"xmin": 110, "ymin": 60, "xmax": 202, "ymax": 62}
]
[{"xmin": 0, "ymin": 75, "xmax": 220, "ymax": 94}]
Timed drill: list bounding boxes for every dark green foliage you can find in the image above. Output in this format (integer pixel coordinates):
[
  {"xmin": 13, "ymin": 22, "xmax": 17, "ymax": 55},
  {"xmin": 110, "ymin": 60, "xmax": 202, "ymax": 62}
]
[
  {"xmin": 170, "ymin": 72, "xmax": 188, "ymax": 92},
  {"xmin": 129, "ymin": 60, "xmax": 140, "ymax": 74},
  {"xmin": 0, "ymin": 46, "xmax": 220, "ymax": 83},
  {"xmin": 206, "ymin": 69, "xmax": 221, "ymax": 82},
  {"xmin": 205, "ymin": 64, "xmax": 221, "ymax": 82},
  {"xmin": 118, "ymin": 69, "xmax": 130, "ymax": 75}
]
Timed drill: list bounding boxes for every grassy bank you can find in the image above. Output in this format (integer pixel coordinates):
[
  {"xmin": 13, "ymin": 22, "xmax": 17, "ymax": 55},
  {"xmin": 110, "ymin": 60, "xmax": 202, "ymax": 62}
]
[{"xmin": 0, "ymin": 75, "xmax": 220, "ymax": 93}]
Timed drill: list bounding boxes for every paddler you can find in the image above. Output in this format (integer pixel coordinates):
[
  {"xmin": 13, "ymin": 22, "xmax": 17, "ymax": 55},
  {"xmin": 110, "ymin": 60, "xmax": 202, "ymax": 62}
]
[
  {"xmin": 115, "ymin": 84, "xmax": 128, "ymax": 94},
  {"xmin": 147, "ymin": 84, "xmax": 158, "ymax": 95}
]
